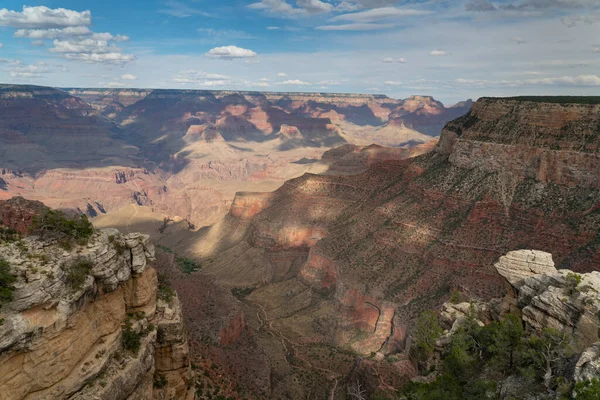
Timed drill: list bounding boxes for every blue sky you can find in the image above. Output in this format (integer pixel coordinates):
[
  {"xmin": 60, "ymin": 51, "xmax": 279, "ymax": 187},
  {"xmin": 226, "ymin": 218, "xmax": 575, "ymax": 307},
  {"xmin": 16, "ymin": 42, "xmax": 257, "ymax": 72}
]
[{"xmin": 0, "ymin": 0, "xmax": 599, "ymax": 104}]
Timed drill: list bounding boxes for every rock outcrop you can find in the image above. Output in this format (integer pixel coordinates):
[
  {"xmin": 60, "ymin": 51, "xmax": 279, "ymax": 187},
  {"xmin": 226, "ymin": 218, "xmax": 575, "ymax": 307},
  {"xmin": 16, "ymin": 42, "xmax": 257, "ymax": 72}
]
[
  {"xmin": 437, "ymin": 250, "xmax": 600, "ymax": 391},
  {"xmin": 496, "ymin": 250, "xmax": 600, "ymax": 350},
  {"xmin": 0, "ymin": 224, "xmax": 194, "ymax": 400}
]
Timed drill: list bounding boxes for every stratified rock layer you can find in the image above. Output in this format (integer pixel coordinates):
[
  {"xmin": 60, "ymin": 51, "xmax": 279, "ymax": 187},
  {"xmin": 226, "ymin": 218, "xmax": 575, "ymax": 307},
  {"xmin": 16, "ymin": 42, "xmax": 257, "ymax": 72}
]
[
  {"xmin": 188, "ymin": 97, "xmax": 600, "ymax": 397},
  {"xmin": 0, "ymin": 225, "xmax": 194, "ymax": 400}
]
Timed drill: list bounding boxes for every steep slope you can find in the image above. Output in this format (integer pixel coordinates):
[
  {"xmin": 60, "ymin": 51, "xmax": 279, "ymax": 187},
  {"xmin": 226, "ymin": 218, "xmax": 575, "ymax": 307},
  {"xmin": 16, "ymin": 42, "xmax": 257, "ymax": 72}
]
[
  {"xmin": 182, "ymin": 97, "xmax": 600, "ymax": 398},
  {"xmin": 0, "ymin": 198, "xmax": 194, "ymax": 400}
]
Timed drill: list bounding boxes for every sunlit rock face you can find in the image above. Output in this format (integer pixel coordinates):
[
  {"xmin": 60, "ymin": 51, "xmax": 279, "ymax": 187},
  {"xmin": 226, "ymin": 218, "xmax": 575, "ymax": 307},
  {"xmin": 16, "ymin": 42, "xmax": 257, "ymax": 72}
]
[
  {"xmin": 181, "ymin": 97, "xmax": 600, "ymax": 397},
  {"xmin": 0, "ymin": 201, "xmax": 194, "ymax": 400},
  {"xmin": 1, "ymin": 85, "xmax": 470, "ymax": 233}
]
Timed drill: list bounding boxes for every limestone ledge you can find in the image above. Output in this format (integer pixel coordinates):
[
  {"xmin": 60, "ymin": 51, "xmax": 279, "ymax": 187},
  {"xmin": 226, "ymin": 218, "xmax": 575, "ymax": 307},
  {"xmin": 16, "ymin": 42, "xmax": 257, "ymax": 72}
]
[{"xmin": 0, "ymin": 228, "xmax": 194, "ymax": 400}]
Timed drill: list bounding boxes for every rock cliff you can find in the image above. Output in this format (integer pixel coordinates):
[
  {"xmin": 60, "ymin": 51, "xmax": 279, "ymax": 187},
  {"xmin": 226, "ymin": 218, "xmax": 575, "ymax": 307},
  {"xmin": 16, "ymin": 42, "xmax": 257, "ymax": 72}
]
[
  {"xmin": 0, "ymin": 203, "xmax": 194, "ymax": 400},
  {"xmin": 183, "ymin": 96, "xmax": 600, "ymax": 398}
]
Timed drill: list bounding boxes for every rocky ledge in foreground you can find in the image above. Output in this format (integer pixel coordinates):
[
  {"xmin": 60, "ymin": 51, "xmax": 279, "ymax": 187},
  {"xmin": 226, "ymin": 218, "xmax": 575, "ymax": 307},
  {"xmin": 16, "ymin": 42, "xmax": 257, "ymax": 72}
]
[
  {"xmin": 416, "ymin": 249, "xmax": 600, "ymax": 399},
  {"xmin": 0, "ymin": 202, "xmax": 194, "ymax": 400}
]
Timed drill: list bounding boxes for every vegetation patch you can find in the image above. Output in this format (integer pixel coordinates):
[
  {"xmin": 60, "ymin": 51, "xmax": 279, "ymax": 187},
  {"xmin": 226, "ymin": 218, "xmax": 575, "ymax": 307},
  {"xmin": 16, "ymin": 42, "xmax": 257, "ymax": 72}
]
[
  {"xmin": 31, "ymin": 209, "xmax": 94, "ymax": 247},
  {"xmin": 0, "ymin": 257, "xmax": 16, "ymax": 309},
  {"xmin": 121, "ymin": 320, "xmax": 141, "ymax": 353},
  {"xmin": 61, "ymin": 256, "xmax": 94, "ymax": 291},
  {"xmin": 157, "ymin": 273, "xmax": 175, "ymax": 304},
  {"xmin": 0, "ymin": 222, "xmax": 20, "ymax": 243},
  {"xmin": 402, "ymin": 308, "xmax": 580, "ymax": 399},
  {"xmin": 176, "ymin": 255, "xmax": 202, "ymax": 274}
]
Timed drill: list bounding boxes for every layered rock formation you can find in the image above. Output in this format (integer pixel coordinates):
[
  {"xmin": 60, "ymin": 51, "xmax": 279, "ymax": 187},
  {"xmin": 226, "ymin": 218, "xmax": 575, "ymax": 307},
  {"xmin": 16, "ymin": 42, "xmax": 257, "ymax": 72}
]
[
  {"xmin": 0, "ymin": 84, "xmax": 469, "ymax": 232},
  {"xmin": 0, "ymin": 205, "xmax": 194, "ymax": 400},
  {"xmin": 495, "ymin": 250, "xmax": 600, "ymax": 350},
  {"xmin": 427, "ymin": 249, "xmax": 600, "ymax": 398},
  {"xmin": 179, "ymin": 96, "xmax": 600, "ymax": 398}
]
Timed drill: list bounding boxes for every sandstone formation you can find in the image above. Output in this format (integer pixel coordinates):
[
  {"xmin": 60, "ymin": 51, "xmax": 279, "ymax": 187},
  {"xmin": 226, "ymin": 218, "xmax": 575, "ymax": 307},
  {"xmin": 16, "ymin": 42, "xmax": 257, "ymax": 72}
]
[
  {"xmin": 175, "ymin": 96, "xmax": 600, "ymax": 398},
  {"xmin": 0, "ymin": 206, "xmax": 194, "ymax": 399},
  {"xmin": 0, "ymin": 85, "xmax": 468, "ymax": 230}
]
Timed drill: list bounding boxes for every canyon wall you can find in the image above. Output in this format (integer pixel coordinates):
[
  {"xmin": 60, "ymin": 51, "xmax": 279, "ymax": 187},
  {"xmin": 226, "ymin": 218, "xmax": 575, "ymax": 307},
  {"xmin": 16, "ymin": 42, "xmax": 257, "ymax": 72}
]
[
  {"xmin": 0, "ymin": 203, "xmax": 194, "ymax": 400},
  {"xmin": 186, "ymin": 96, "xmax": 600, "ymax": 398}
]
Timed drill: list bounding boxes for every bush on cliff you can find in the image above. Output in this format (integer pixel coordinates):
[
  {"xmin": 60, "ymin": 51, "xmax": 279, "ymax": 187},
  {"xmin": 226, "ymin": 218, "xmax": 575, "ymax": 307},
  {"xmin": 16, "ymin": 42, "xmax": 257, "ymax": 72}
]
[
  {"xmin": 31, "ymin": 209, "xmax": 94, "ymax": 246},
  {"xmin": 0, "ymin": 257, "xmax": 16, "ymax": 308},
  {"xmin": 0, "ymin": 222, "xmax": 20, "ymax": 243},
  {"xmin": 122, "ymin": 320, "xmax": 141, "ymax": 353},
  {"xmin": 61, "ymin": 256, "xmax": 94, "ymax": 291},
  {"xmin": 401, "ymin": 310, "xmax": 576, "ymax": 399}
]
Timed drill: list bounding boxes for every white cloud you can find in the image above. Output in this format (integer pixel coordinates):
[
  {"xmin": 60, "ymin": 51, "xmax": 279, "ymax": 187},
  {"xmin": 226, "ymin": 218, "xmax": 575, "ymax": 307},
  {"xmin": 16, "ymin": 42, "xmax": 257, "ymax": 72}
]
[
  {"xmin": 159, "ymin": 1, "xmax": 212, "ymax": 18},
  {"xmin": 561, "ymin": 13, "xmax": 599, "ymax": 27},
  {"xmin": 296, "ymin": 0, "xmax": 334, "ymax": 14},
  {"xmin": 429, "ymin": 49, "xmax": 448, "ymax": 56},
  {"xmin": 47, "ymin": 37, "xmax": 134, "ymax": 64},
  {"xmin": 121, "ymin": 74, "xmax": 137, "ymax": 80},
  {"xmin": 197, "ymin": 80, "xmax": 232, "ymax": 87},
  {"xmin": 50, "ymin": 39, "xmax": 118, "ymax": 54},
  {"xmin": 259, "ymin": 77, "xmax": 270, "ymax": 81},
  {"xmin": 0, "ymin": 43, "xmax": 3, "ymax": 48},
  {"xmin": 594, "ymin": 46, "xmax": 600, "ymax": 53},
  {"xmin": 251, "ymin": 82, "xmax": 271, "ymax": 87},
  {"xmin": 455, "ymin": 74, "xmax": 600, "ymax": 87},
  {"xmin": 512, "ymin": 36, "xmax": 526, "ymax": 44},
  {"xmin": 15, "ymin": 26, "xmax": 90, "ymax": 39},
  {"xmin": 330, "ymin": 7, "xmax": 431, "ymax": 23},
  {"xmin": 204, "ymin": 45, "xmax": 258, "ymax": 59},
  {"xmin": 105, "ymin": 81, "xmax": 126, "ymax": 88},
  {"xmin": 173, "ymin": 70, "xmax": 231, "ymax": 84},
  {"xmin": 197, "ymin": 28, "xmax": 255, "ymax": 40},
  {"xmin": 277, "ymin": 72, "xmax": 288, "ymax": 77},
  {"xmin": 63, "ymin": 52, "xmax": 136, "ymax": 64},
  {"xmin": 383, "ymin": 57, "xmax": 406, "ymax": 63},
  {"xmin": 384, "ymin": 80, "xmax": 402, "ymax": 85},
  {"xmin": 9, "ymin": 63, "xmax": 51, "ymax": 78},
  {"xmin": 15, "ymin": 27, "xmax": 130, "ymax": 42},
  {"xmin": 318, "ymin": 80, "xmax": 342, "ymax": 85},
  {"xmin": 527, "ymin": 75, "xmax": 600, "ymax": 86},
  {"xmin": 248, "ymin": 0, "xmax": 304, "ymax": 16},
  {"xmin": 337, "ymin": 1, "xmax": 363, "ymax": 11},
  {"xmin": 317, "ymin": 22, "xmax": 395, "ymax": 30},
  {"xmin": 3, "ymin": 7, "xmax": 133, "ymax": 65},
  {"xmin": 266, "ymin": 26, "xmax": 280, "ymax": 30},
  {"xmin": 249, "ymin": 0, "xmax": 346, "ymax": 16},
  {"xmin": 0, "ymin": 6, "xmax": 91, "ymax": 29},
  {"xmin": 281, "ymin": 79, "xmax": 311, "ymax": 85}
]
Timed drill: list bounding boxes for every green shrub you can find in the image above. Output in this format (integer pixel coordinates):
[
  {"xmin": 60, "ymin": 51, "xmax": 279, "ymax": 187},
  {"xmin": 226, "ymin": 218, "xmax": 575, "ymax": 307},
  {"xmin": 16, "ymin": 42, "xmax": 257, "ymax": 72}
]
[
  {"xmin": 574, "ymin": 378, "xmax": 600, "ymax": 399},
  {"xmin": 176, "ymin": 255, "xmax": 201, "ymax": 274},
  {"xmin": 565, "ymin": 272, "xmax": 582, "ymax": 295},
  {"xmin": 31, "ymin": 209, "xmax": 94, "ymax": 245},
  {"xmin": 157, "ymin": 273, "xmax": 175, "ymax": 304},
  {"xmin": 0, "ymin": 226, "xmax": 20, "ymax": 243},
  {"xmin": 122, "ymin": 320, "xmax": 141, "ymax": 353},
  {"xmin": 153, "ymin": 375, "xmax": 168, "ymax": 389},
  {"xmin": 0, "ymin": 257, "xmax": 17, "ymax": 309},
  {"xmin": 61, "ymin": 256, "xmax": 93, "ymax": 291}
]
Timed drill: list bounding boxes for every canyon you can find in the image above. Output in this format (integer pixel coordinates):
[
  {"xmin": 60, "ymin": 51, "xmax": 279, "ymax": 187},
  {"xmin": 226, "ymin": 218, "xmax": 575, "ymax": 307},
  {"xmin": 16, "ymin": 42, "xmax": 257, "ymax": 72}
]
[
  {"xmin": 1, "ymin": 88, "xmax": 599, "ymax": 399},
  {"xmin": 157, "ymin": 97, "xmax": 599, "ymax": 398},
  {"xmin": 0, "ymin": 85, "xmax": 470, "ymax": 231}
]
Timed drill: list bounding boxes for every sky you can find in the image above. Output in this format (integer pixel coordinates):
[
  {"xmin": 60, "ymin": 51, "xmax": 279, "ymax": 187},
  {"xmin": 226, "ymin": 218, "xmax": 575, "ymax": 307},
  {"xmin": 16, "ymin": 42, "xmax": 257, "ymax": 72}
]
[{"xmin": 0, "ymin": 1, "xmax": 599, "ymax": 104}]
